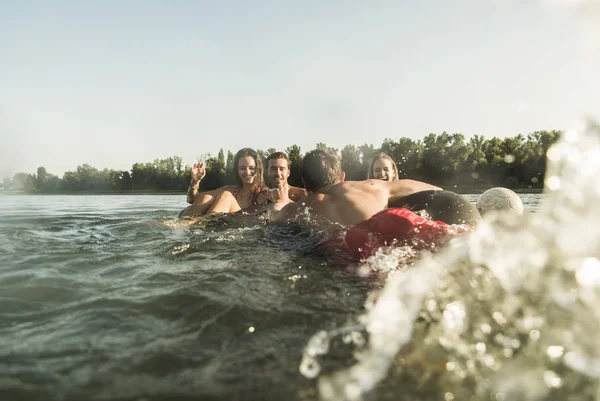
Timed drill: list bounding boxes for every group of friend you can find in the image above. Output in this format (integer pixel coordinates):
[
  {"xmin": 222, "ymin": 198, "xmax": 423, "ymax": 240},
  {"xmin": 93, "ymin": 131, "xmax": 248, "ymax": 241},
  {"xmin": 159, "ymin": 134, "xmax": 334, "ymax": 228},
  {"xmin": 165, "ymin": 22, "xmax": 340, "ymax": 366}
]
[
  {"xmin": 179, "ymin": 148, "xmax": 481, "ymax": 265},
  {"xmin": 180, "ymin": 150, "xmax": 416, "ymax": 218}
]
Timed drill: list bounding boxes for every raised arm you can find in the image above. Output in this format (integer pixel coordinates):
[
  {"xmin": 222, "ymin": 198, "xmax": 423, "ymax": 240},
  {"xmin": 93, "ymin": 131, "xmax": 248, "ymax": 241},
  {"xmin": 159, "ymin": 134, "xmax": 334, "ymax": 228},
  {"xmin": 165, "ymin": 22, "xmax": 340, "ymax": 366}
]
[
  {"xmin": 186, "ymin": 162, "xmax": 207, "ymax": 204},
  {"xmin": 385, "ymin": 179, "xmax": 441, "ymax": 203}
]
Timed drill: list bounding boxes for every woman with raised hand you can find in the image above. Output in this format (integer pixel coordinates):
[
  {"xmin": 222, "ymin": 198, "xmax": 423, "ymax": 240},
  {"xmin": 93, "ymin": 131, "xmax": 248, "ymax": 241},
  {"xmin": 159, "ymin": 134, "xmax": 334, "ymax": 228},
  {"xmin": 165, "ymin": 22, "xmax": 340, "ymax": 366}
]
[{"xmin": 180, "ymin": 148, "xmax": 269, "ymax": 217}]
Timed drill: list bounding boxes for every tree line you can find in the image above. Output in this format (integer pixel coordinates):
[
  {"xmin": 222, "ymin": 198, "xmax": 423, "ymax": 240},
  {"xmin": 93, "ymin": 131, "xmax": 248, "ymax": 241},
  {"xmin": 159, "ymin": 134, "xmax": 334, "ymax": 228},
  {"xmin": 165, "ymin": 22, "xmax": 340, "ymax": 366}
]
[{"xmin": 2, "ymin": 130, "xmax": 561, "ymax": 193}]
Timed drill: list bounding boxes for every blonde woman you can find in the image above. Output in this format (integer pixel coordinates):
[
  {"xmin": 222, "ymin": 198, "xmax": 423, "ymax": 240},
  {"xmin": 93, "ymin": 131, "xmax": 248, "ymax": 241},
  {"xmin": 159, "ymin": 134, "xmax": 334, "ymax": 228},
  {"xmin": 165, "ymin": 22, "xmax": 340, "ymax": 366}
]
[{"xmin": 368, "ymin": 153, "xmax": 399, "ymax": 181}]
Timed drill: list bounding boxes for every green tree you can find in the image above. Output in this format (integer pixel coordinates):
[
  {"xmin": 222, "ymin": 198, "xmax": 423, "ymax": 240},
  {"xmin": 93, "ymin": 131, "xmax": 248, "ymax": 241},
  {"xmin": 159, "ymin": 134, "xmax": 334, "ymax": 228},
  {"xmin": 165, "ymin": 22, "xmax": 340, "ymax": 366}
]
[
  {"xmin": 421, "ymin": 132, "xmax": 468, "ymax": 183},
  {"xmin": 285, "ymin": 145, "xmax": 303, "ymax": 187},
  {"xmin": 395, "ymin": 138, "xmax": 424, "ymax": 179},
  {"xmin": 316, "ymin": 142, "xmax": 338, "ymax": 154},
  {"xmin": 1, "ymin": 176, "xmax": 11, "ymax": 190},
  {"xmin": 202, "ymin": 156, "xmax": 229, "ymax": 189},
  {"xmin": 358, "ymin": 143, "xmax": 377, "ymax": 177},
  {"xmin": 225, "ymin": 151, "xmax": 234, "ymax": 174},
  {"xmin": 12, "ymin": 172, "xmax": 35, "ymax": 191},
  {"xmin": 35, "ymin": 166, "xmax": 48, "ymax": 191},
  {"xmin": 217, "ymin": 149, "xmax": 225, "ymax": 167},
  {"xmin": 341, "ymin": 145, "xmax": 362, "ymax": 180}
]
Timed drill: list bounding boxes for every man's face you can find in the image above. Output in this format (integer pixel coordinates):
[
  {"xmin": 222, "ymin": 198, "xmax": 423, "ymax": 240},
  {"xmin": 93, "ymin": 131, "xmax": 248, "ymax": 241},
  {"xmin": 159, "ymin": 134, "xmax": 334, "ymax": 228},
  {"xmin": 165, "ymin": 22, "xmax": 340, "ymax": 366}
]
[{"xmin": 267, "ymin": 158, "xmax": 290, "ymax": 188}]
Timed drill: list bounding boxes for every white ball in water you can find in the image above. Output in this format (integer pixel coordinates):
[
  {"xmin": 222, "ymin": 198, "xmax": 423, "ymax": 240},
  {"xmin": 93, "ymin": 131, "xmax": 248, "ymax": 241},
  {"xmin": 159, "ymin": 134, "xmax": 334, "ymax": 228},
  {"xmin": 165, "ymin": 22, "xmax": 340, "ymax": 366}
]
[{"xmin": 476, "ymin": 187, "xmax": 524, "ymax": 215}]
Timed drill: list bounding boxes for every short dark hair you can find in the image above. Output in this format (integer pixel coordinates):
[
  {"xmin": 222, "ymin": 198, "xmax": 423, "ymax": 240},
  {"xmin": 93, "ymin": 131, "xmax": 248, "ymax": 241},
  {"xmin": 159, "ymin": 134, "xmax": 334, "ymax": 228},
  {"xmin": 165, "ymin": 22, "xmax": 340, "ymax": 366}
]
[
  {"xmin": 233, "ymin": 148, "xmax": 265, "ymax": 188},
  {"xmin": 301, "ymin": 149, "xmax": 342, "ymax": 192},
  {"xmin": 266, "ymin": 152, "xmax": 291, "ymax": 167}
]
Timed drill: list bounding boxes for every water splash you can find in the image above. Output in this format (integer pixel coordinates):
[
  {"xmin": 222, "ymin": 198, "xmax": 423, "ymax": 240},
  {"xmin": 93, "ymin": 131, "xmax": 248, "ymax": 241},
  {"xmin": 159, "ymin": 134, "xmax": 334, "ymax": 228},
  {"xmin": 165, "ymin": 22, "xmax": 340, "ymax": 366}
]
[{"xmin": 302, "ymin": 123, "xmax": 600, "ymax": 400}]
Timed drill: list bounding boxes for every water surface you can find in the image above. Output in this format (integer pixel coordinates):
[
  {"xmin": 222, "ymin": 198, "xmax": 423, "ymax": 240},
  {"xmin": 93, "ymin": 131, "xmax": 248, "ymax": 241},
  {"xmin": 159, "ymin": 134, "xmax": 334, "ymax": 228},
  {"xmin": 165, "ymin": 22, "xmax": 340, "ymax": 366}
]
[{"xmin": 0, "ymin": 193, "xmax": 540, "ymax": 401}]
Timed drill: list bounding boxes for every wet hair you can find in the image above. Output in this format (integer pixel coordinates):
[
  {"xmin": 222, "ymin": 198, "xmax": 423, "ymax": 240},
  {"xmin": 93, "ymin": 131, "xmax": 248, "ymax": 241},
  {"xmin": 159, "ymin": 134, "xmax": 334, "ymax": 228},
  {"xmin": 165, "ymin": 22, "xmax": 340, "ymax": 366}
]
[
  {"xmin": 301, "ymin": 149, "xmax": 342, "ymax": 192},
  {"xmin": 368, "ymin": 152, "xmax": 399, "ymax": 180},
  {"xmin": 266, "ymin": 152, "xmax": 291, "ymax": 168},
  {"xmin": 233, "ymin": 148, "xmax": 265, "ymax": 188}
]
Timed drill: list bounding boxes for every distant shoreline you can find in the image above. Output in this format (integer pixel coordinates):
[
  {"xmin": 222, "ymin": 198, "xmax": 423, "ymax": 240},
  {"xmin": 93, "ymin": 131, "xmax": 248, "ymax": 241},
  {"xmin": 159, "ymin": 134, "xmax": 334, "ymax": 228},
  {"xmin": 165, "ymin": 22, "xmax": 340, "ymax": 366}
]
[
  {"xmin": 449, "ymin": 187, "xmax": 543, "ymax": 194},
  {"xmin": 0, "ymin": 190, "xmax": 185, "ymax": 196},
  {"xmin": 1, "ymin": 186, "xmax": 544, "ymax": 196}
]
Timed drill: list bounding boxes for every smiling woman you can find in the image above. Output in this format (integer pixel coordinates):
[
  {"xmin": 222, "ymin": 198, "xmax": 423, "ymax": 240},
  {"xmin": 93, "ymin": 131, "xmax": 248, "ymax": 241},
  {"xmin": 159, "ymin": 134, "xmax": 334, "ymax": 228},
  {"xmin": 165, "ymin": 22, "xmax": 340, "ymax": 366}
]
[
  {"xmin": 179, "ymin": 148, "xmax": 269, "ymax": 217},
  {"xmin": 368, "ymin": 153, "xmax": 399, "ymax": 182}
]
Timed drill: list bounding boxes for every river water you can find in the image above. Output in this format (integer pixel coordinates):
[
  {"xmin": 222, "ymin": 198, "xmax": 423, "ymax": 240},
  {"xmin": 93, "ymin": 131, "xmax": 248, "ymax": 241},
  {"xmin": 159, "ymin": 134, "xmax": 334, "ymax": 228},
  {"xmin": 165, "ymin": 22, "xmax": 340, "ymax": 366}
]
[
  {"xmin": 0, "ymin": 184, "xmax": 541, "ymax": 401},
  {"xmin": 3, "ymin": 125, "xmax": 598, "ymax": 401}
]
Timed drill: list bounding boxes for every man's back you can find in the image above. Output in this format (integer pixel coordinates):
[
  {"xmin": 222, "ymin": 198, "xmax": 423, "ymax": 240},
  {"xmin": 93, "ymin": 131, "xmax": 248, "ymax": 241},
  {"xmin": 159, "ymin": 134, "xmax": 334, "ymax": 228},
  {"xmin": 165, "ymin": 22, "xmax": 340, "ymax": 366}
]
[
  {"xmin": 301, "ymin": 180, "xmax": 389, "ymax": 226},
  {"xmin": 273, "ymin": 179, "xmax": 440, "ymax": 227}
]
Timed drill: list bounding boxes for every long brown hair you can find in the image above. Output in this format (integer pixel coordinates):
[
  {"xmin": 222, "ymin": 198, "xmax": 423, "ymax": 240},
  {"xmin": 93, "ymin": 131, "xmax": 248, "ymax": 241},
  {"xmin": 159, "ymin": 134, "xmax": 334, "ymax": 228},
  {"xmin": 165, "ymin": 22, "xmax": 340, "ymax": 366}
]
[{"xmin": 232, "ymin": 148, "xmax": 265, "ymax": 188}]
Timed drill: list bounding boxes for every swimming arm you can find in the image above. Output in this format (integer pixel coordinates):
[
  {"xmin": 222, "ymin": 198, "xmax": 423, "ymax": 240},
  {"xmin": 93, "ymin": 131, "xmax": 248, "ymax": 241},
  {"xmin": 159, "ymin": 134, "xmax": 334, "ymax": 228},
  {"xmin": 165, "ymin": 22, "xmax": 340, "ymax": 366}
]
[{"xmin": 386, "ymin": 179, "xmax": 441, "ymax": 203}]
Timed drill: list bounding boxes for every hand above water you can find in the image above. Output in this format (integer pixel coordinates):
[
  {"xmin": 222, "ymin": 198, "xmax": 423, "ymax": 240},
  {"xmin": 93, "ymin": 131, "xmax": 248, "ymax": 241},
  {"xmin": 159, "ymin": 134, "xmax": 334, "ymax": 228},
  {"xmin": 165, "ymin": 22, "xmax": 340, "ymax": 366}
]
[
  {"xmin": 268, "ymin": 182, "xmax": 292, "ymax": 208},
  {"xmin": 190, "ymin": 162, "xmax": 206, "ymax": 187}
]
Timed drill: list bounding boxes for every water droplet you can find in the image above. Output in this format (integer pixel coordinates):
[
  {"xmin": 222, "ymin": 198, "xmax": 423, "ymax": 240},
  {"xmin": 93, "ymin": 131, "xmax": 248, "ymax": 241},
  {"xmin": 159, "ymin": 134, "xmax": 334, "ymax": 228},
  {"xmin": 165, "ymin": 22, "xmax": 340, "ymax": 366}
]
[
  {"xmin": 444, "ymin": 392, "xmax": 455, "ymax": 401},
  {"xmin": 547, "ymin": 345, "xmax": 564, "ymax": 359},
  {"xmin": 576, "ymin": 257, "xmax": 600, "ymax": 286},
  {"xmin": 248, "ymin": 326, "xmax": 255, "ymax": 333},
  {"xmin": 300, "ymin": 358, "xmax": 320, "ymax": 379},
  {"xmin": 546, "ymin": 176, "xmax": 561, "ymax": 190},
  {"xmin": 492, "ymin": 312, "xmax": 506, "ymax": 325},
  {"xmin": 484, "ymin": 354, "xmax": 496, "ymax": 368},
  {"xmin": 529, "ymin": 330, "xmax": 541, "ymax": 341},
  {"xmin": 547, "ymin": 147, "xmax": 561, "ymax": 161},
  {"xmin": 504, "ymin": 154, "xmax": 516, "ymax": 163},
  {"xmin": 476, "ymin": 342, "xmax": 486, "ymax": 354},
  {"xmin": 443, "ymin": 301, "xmax": 466, "ymax": 332},
  {"xmin": 543, "ymin": 370, "xmax": 562, "ymax": 388},
  {"xmin": 358, "ymin": 265, "xmax": 371, "ymax": 277},
  {"xmin": 345, "ymin": 383, "xmax": 362, "ymax": 400},
  {"xmin": 564, "ymin": 129, "xmax": 578, "ymax": 143}
]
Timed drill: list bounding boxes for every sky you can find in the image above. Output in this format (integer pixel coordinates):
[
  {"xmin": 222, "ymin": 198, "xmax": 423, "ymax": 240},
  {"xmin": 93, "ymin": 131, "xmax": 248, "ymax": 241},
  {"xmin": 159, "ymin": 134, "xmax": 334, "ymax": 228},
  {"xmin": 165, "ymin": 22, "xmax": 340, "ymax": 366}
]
[{"xmin": 1, "ymin": 0, "xmax": 599, "ymax": 178}]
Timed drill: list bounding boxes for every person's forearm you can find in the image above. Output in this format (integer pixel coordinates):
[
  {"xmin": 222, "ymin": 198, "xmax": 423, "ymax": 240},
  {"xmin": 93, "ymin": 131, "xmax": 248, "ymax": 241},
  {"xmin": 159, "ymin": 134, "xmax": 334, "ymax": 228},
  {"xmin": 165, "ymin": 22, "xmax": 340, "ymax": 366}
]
[
  {"xmin": 267, "ymin": 199, "xmax": 294, "ymax": 224},
  {"xmin": 389, "ymin": 179, "xmax": 441, "ymax": 202},
  {"xmin": 186, "ymin": 179, "xmax": 201, "ymax": 204},
  {"xmin": 407, "ymin": 180, "xmax": 441, "ymax": 194}
]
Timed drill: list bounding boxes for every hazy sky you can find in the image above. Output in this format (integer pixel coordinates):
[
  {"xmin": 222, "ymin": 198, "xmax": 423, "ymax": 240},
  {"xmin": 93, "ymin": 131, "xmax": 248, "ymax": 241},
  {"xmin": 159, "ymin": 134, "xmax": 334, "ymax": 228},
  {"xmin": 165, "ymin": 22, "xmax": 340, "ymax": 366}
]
[{"xmin": 1, "ymin": 0, "xmax": 598, "ymax": 178}]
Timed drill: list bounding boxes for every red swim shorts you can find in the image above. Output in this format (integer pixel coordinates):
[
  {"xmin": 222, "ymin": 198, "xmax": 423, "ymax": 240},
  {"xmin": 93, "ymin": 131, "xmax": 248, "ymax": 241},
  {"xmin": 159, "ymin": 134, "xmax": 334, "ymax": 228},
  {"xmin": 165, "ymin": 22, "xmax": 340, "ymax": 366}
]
[{"xmin": 320, "ymin": 208, "xmax": 469, "ymax": 265}]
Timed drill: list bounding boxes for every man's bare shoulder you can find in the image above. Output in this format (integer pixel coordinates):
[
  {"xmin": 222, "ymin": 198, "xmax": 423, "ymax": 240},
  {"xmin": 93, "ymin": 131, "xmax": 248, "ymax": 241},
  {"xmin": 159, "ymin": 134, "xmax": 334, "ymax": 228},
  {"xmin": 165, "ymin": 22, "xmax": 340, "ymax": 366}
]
[
  {"xmin": 321, "ymin": 180, "xmax": 385, "ymax": 195},
  {"xmin": 288, "ymin": 186, "xmax": 307, "ymax": 201}
]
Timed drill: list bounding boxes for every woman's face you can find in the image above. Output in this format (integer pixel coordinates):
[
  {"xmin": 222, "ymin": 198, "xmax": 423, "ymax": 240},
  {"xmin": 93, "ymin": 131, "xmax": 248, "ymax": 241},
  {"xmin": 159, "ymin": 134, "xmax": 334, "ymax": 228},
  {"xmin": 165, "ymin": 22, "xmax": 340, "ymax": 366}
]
[
  {"xmin": 372, "ymin": 158, "xmax": 396, "ymax": 181},
  {"xmin": 237, "ymin": 156, "xmax": 257, "ymax": 184}
]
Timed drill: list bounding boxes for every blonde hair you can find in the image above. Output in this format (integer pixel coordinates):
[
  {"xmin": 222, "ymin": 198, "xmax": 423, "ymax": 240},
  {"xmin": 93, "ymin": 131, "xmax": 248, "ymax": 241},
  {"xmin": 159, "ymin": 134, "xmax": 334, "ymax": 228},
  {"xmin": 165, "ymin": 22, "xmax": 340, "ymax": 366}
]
[{"xmin": 368, "ymin": 153, "xmax": 399, "ymax": 181}]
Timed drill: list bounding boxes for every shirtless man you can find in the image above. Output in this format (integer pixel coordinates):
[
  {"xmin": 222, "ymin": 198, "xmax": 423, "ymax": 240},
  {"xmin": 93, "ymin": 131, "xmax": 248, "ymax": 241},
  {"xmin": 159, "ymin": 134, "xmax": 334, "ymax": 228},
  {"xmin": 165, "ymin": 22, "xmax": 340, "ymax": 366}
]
[
  {"xmin": 267, "ymin": 149, "xmax": 440, "ymax": 227},
  {"xmin": 267, "ymin": 149, "xmax": 476, "ymax": 264},
  {"xmin": 265, "ymin": 152, "xmax": 306, "ymax": 202}
]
